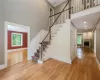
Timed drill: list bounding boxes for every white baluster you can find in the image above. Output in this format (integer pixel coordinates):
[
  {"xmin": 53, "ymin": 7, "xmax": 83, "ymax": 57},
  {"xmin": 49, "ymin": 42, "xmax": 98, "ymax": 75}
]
[
  {"xmin": 99, "ymin": 0, "xmax": 100, "ymax": 5},
  {"xmin": 89, "ymin": 0, "xmax": 90, "ymax": 8},
  {"xmin": 77, "ymin": 0, "xmax": 78, "ymax": 12},
  {"xmin": 73, "ymin": 0, "xmax": 76, "ymax": 13},
  {"xmin": 75, "ymin": 0, "xmax": 77, "ymax": 12},
  {"xmin": 80, "ymin": 0, "xmax": 82, "ymax": 11},
  {"xmin": 86, "ymin": 0, "xmax": 87, "ymax": 9},
  {"xmin": 91, "ymin": 0, "xmax": 96, "ymax": 7},
  {"xmin": 98, "ymin": 0, "xmax": 99, "ymax": 5},
  {"xmin": 63, "ymin": 12, "xmax": 64, "ymax": 23},
  {"xmin": 82, "ymin": 0, "xmax": 84, "ymax": 10},
  {"xmin": 65, "ymin": 11, "xmax": 67, "ymax": 20}
]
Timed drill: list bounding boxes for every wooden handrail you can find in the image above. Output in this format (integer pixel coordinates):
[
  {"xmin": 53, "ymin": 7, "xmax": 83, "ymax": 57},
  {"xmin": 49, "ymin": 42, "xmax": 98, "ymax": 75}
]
[{"xmin": 40, "ymin": 0, "xmax": 71, "ymax": 44}]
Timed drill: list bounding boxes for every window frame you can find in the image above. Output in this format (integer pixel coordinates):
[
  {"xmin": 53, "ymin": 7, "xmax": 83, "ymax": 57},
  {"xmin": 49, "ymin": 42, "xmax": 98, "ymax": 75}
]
[
  {"xmin": 77, "ymin": 34, "xmax": 83, "ymax": 45},
  {"xmin": 11, "ymin": 33, "xmax": 23, "ymax": 47}
]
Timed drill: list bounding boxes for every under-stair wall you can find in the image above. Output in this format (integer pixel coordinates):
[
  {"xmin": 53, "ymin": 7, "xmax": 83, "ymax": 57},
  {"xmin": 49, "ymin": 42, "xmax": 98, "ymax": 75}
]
[{"xmin": 43, "ymin": 19, "xmax": 77, "ymax": 64}]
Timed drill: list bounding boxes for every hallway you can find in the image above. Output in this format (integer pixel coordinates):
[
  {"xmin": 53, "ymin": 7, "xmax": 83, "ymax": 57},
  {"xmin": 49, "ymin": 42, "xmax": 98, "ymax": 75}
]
[{"xmin": 0, "ymin": 48, "xmax": 100, "ymax": 80}]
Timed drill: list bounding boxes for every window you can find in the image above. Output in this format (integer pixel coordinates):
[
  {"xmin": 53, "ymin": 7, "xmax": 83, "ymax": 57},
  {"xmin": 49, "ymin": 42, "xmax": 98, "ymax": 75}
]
[
  {"xmin": 12, "ymin": 33, "xmax": 23, "ymax": 47},
  {"xmin": 77, "ymin": 35, "xmax": 82, "ymax": 45}
]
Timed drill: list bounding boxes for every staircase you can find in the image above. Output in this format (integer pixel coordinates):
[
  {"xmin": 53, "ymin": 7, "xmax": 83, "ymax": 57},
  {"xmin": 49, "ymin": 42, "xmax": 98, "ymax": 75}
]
[
  {"xmin": 32, "ymin": 41, "xmax": 49, "ymax": 62},
  {"xmin": 32, "ymin": 0, "xmax": 100, "ymax": 63},
  {"xmin": 32, "ymin": 24, "xmax": 62, "ymax": 62}
]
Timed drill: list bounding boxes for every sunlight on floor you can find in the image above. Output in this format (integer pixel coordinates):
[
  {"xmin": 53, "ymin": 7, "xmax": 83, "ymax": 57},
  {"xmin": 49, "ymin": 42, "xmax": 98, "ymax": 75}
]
[{"xmin": 8, "ymin": 49, "xmax": 27, "ymax": 66}]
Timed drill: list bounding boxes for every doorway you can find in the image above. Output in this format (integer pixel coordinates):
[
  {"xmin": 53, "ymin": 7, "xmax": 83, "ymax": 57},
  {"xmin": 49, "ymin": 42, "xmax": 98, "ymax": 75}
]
[
  {"xmin": 77, "ymin": 34, "xmax": 83, "ymax": 47},
  {"xmin": 5, "ymin": 22, "xmax": 30, "ymax": 67}
]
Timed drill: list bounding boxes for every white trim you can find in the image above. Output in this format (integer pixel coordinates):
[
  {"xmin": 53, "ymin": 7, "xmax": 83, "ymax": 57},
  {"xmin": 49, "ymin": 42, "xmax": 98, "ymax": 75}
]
[
  {"xmin": 7, "ymin": 48, "xmax": 27, "ymax": 53},
  {"xmin": 50, "ymin": 56, "xmax": 72, "ymax": 64},
  {"xmin": 96, "ymin": 57, "xmax": 100, "ymax": 70},
  {"xmin": 7, "ymin": 22, "xmax": 30, "ymax": 32},
  {"xmin": 5, "ymin": 21, "xmax": 30, "ymax": 69},
  {"xmin": 94, "ymin": 30, "xmax": 96, "ymax": 55},
  {"xmin": 0, "ymin": 64, "xmax": 7, "ymax": 70},
  {"xmin": 38, "ymin": 60, "xmax": 43, "ymax": 64}
]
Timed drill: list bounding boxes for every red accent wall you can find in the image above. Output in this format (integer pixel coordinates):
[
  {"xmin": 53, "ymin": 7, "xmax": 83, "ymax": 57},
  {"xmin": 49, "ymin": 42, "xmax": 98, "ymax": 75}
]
[{"xmin": 8, "ymin": 30, "xmax": 28, "ymax": 50}]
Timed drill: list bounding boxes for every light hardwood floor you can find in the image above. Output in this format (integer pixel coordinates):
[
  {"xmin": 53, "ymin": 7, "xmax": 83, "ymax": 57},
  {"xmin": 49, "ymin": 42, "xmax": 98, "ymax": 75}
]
[
  {"xmin": 8, "ymin": 49, "xmax": 27, "ymax": 66},
  {"xmin": 0, "ymin": 48, "xmax": 100, "ymax": 80}
]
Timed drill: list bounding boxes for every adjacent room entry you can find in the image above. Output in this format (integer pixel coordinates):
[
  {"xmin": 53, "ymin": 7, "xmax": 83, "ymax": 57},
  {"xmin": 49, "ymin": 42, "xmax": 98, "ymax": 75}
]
[
  {"xmin": 5, "ymin": 22, "xmax": 30, "ymax": 66},
  {"xmin": 77, "ymin": 34, "xmax": 83, "ymax": 47}
]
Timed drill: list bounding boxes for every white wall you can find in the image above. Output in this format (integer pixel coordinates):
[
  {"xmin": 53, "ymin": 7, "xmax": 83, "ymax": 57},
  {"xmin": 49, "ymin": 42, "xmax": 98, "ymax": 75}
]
[
  {"xmin": 95, "ymin": 19, "xmax": 100, "ymax": 62},
  {"xmin": 0, "ymin": 0, "xmax": 5, "ymax": 65},
  {"xmin": 5, "ymin": 0, "xmax": 51, "ymax": 40},
  {"xmin": 83, "ymin": 32, "xmax": 93, "ymax": 39},
  {"xmin": 51, "ymin": 24, "xmax": 62, "ymax": 37},
  {"xmin": 44, "ymin": 19, "xmax": 72, "ymax": 64}
]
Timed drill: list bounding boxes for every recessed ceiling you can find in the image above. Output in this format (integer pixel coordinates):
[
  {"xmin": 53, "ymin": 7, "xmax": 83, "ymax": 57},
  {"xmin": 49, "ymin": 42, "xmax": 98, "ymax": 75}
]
[
  {"xmin": 72, "ymin": 12, "xmax": 100, "ymax": 32},
  {"xmin": 48, "ymin": 0, "xmax": 66, "ymax": 7}
]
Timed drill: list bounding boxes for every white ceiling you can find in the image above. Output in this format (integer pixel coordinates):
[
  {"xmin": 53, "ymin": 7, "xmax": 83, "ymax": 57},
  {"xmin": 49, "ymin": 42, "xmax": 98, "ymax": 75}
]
[
  {"xmin": 72, "ymin": 12, "xmax": 100, "ymax": 32},
  {"xmin": 48, "ymin": 0, "xmax": 66, "ymax": 7}
]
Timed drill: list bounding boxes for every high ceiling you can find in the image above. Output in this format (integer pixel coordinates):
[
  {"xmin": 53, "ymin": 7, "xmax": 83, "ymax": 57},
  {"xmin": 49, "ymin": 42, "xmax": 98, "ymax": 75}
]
[
  {"xmin": 48, "ymin": 0, "xmax": 66, "ymax": 7},
  {"xmin": 72, "ymin": 12, "xmax": 100, "ymax": 32}
]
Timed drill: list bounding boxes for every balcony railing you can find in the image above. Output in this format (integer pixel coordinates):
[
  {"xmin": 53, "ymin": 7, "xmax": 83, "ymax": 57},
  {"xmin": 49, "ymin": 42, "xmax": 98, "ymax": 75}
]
[{"xmin": 71, "ymin": 0, "xmax": 100, "ymax": 13}]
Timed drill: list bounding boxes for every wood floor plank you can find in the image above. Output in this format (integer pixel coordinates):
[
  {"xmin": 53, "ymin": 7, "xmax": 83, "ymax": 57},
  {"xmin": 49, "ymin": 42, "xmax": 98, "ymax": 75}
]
[{"xmin": 0, "ymin": 47, "xmax": 100, "ymax": 80}]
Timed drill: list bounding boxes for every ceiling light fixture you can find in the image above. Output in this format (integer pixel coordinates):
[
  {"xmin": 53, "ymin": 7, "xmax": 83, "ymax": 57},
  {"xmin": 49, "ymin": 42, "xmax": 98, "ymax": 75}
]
[
  {"xmin": 84, "ymin": 22, "xmax": 87, "ymax": 24},
  {"xmin": 85, "ymin": 28, "xmax": 87, "ymax": 29},
  {"xmin": 84, "ymin": 26, "xmax": 87, "ymax": 27}
]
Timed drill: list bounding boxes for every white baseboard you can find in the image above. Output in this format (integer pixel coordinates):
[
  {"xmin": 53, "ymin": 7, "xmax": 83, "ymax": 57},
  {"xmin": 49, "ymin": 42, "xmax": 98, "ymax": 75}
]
[
  {"xmin": 50, "ymin": 56, "xmax": 72, "ymax": 64},
  {"xmin": 96, "ymin": 58, "xmax": 100, "ymax": 70},
  {"xmin": 0, "ymin": 64, "xmax": 7, "ymax": 70},
  {"xmin": 43, "ymin": 57, "xmax": 49, "ymax": 62},
  {"xmin": 7, "ymin": 48, "xmax": 27, "ymax": 52},
  {"xmin": 28, "ymin": 57, "xmax": 32, "ymax": 60}
]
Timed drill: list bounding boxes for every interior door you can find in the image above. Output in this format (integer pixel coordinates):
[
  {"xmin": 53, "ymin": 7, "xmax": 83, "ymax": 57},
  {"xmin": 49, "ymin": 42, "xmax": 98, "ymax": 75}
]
[
  {"xmin": 71, "ymin": 29, "xmax": 76, "ymax": 60},
  {"xmin": 94, "ymin": 30, "xmax": 96, "ymax": 54}
]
